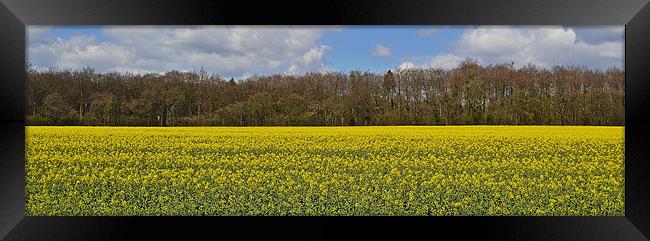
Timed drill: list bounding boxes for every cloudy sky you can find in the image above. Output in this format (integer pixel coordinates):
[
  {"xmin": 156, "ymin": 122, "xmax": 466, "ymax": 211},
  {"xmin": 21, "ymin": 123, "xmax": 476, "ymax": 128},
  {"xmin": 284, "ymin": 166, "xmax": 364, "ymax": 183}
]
[{"xmin": 27, "ymin": 26, "xmax": 624, "ymax": 79}]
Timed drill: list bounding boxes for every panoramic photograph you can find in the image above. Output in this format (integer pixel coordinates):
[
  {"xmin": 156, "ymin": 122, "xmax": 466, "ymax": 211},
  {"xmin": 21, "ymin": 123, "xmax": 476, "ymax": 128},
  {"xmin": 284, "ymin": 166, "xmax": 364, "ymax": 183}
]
[{"xmin": 25, "ymin": 25, "xmax": 624, "ymax": 216}]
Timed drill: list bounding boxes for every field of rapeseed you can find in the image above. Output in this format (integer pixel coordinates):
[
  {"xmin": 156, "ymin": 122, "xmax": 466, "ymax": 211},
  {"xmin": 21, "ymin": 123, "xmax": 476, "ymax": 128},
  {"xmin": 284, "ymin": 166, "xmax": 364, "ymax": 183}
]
[{"xmin": 25, "ymin": 126, "xmax": 624, "ymax": 216}]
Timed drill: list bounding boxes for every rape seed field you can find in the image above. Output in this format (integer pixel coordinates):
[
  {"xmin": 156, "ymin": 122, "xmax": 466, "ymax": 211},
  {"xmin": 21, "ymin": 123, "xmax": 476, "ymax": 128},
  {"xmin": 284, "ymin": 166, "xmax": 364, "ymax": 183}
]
[{"xmin": 25, "ymin": 126, "xmax": 624, "ymax": 216}]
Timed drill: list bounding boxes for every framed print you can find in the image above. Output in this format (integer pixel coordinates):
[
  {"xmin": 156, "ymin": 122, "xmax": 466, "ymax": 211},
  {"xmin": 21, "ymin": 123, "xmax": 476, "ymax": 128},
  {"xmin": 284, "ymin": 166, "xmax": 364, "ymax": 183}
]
[{"xmin": 1, "ymin": 0, "xmax": 649, "ymax": 240}]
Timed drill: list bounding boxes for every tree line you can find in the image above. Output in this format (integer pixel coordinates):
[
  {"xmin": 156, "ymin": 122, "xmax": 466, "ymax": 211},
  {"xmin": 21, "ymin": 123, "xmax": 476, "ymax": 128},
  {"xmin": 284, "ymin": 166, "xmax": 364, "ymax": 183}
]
[{"xmin": 26, "ymin": 60, "xmax": 624, "ymax": 126}]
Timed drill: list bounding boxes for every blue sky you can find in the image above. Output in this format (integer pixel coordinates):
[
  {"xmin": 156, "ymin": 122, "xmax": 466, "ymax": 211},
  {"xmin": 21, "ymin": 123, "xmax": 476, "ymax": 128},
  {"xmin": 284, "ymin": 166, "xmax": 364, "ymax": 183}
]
[
  {"xmin": 28, "ymin": 26, "xmax": 624, "ymax": 79},
  {"xmin": 319, "ymin": 27, "xmax": 466, "ymax": 73}
]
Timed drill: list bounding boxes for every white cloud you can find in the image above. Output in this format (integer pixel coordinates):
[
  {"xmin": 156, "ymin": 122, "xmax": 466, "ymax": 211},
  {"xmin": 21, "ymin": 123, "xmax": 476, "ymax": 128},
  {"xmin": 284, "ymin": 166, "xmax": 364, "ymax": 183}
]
[
  {"xmin": 27, "ymin": 27, "xmax": 54, "ymax": 45},
  {"xmin": 28, "ymin": 26, "xmax": 336, "ymax": 78},
  {"xmin": 29, "ymin": 26, "xmax": 624, "ymax": 77},
  {"xmin": 397, "ymin": 61, "xmax": 416, "ymax": 70},
  {"xmin": 29, "ymin": 35, "xmax": 135, "ymax": 71},
  {"xmin": 427, "ymin": 54, "xmax": 463, "ymax": 69},
  {"xmin": 396, "ymin": 54, "xmax": 462, "ymax": 71},
  {"xmin": 416, "ymin": 28, "xmax": 440, "ymax": 37},
  {"xmin": 302, "ymin": 45, "xmax": 331, "ymax": 65},
  {"xmin": 454, "ymin": 26, "xmax": 623, "ymax": 69},
  {"xmin": 399, "ymin": 26, "xmax": 623, "ymax": 70},
  {"xmin": 371, "ymin": 44, "xmax": 392, "ymax": 58},
  {"xmin": 573, "ymin": 27, "xmax": 624, "ymax": 44},
  {"xmin": 60, "ymin": 40, "xmax": 134, "ymax": 68}
]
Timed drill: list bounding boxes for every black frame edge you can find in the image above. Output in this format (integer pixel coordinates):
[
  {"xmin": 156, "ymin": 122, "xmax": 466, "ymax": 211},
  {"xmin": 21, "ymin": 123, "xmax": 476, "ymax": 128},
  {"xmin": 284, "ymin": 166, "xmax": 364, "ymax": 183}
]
[
  {"xmin": 0, "ymin": 1, "xmax": 26, "ymax": 240},
  {"xmin": 625, "ymin": 1, "xmax": 650, "ymax": 239},
  {"xmin": 0, "ymin": 0, "xmax": 648, "ymax": 25}
]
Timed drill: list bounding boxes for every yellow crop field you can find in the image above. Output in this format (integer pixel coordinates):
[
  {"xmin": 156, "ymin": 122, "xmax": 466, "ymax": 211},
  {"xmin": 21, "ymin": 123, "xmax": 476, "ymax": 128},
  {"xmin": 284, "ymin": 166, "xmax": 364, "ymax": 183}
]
[{"xmin": 25, "ymin": 126, "xmax": 624, "ymax": 216}]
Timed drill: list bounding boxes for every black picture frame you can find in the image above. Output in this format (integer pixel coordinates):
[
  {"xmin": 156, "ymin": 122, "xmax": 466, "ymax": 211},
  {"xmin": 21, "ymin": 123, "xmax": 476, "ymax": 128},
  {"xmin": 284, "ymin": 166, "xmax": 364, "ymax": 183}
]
[{"xmin": 1, "ymin": 0, "xmax": 649, "ymax": 240}]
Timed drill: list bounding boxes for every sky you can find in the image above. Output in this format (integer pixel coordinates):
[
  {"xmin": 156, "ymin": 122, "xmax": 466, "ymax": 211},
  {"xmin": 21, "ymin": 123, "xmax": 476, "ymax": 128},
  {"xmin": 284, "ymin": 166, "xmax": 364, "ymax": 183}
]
[{"xmin": 27, "ymin": 26, "xmax": 624, "ymax": 79}]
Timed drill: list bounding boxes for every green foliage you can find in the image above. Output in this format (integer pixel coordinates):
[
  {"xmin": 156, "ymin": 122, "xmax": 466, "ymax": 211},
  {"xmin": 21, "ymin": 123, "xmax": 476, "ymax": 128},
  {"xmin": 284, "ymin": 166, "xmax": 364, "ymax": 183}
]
[{"xmin": 25, "ymin": 63, "xmax": 624, "ymax": 126}]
